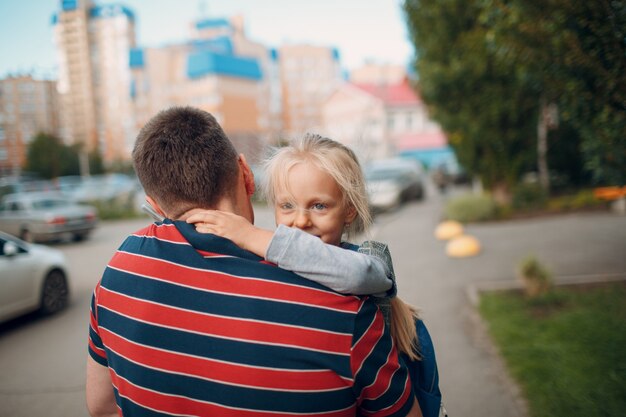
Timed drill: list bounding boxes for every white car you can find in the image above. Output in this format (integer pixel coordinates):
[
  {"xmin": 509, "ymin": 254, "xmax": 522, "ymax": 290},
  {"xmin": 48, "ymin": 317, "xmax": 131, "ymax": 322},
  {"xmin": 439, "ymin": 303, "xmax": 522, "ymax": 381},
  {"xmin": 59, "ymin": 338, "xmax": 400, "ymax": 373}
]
[
  {"xmin": 365, "ymin": 158, "xmax": 425, "ymax": 212},
  {"xmin": 0, "ymin": 192, "xmax": 98, "ymax": 242},
  {"xmin": 0, "ymin": 231, "xmax": 70, "ymax": 323}
]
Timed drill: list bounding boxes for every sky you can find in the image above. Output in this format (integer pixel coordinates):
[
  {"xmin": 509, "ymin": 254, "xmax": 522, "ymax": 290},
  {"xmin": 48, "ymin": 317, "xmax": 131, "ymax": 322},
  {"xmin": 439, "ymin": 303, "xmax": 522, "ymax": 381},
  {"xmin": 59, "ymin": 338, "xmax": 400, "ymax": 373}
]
[{"xmin": 0, "ymin": 0, "xmax": 415, "ymax": 79}]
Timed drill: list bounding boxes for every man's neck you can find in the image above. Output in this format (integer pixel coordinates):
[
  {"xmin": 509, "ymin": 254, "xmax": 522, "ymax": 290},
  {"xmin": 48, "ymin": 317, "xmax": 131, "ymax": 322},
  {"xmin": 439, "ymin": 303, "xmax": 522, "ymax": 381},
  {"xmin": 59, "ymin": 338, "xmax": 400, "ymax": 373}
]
[{"xmin": 176, "ymin": 198, "xmax": 253, "ymax": 224}]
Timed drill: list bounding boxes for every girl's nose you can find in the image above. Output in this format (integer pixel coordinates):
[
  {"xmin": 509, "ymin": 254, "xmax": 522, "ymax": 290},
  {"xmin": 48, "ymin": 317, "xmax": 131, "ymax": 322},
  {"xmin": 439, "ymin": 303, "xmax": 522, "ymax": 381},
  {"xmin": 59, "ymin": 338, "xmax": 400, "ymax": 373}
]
[{"xmin": 293, "ymin": 209, "xmax": 312, "ymax": 229}]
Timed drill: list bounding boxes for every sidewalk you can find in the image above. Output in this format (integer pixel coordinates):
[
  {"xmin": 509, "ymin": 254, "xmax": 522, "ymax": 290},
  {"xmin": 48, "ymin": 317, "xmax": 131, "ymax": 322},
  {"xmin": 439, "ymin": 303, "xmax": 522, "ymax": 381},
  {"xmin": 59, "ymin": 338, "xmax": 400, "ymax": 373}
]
[{"xmin": 371, "ymin": 186, "xmax": 626, "ymax": 417}]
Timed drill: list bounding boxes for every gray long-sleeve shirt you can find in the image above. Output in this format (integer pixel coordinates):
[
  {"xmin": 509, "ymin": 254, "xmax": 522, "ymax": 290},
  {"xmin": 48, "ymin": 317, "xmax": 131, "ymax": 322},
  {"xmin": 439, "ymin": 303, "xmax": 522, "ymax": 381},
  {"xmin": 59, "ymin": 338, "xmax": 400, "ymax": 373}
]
[{"xmin": 265, "ymin": 224, "xmax": 396, "ymax": 297}]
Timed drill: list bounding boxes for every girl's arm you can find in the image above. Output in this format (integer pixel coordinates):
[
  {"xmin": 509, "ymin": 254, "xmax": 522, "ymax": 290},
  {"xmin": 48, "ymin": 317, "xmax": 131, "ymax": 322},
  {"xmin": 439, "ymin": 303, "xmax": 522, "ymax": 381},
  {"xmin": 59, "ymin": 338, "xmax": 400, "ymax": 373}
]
[
  {"xmin": 186, "ymin": 211, "xmax": 393, "ymax": 295},
  {"xmin": 267, "ymin": 224, "xmax": 394, "ymax": 295}
]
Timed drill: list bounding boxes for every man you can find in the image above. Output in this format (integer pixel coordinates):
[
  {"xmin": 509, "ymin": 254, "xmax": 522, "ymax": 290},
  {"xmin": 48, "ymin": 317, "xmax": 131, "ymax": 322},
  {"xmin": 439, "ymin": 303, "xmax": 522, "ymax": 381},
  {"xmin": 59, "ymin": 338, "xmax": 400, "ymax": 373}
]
[{"xmin": 86, "ymin": 106, "xmax": 420, "ymax": 417}]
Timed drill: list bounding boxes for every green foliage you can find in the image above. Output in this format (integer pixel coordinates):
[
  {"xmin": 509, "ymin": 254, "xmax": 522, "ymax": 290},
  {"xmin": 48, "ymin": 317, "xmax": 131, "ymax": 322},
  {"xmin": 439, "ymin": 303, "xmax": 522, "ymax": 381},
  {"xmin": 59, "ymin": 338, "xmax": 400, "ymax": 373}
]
[
  {"xmin": 517, "ymin": 256, "xmax": 553, "ymax": 297},
  {"xmin": 89, "ymin": 150, "xmax": 106, "ymax": 175},
  {"xmin": 479, "ymin": 283, "xmax": 626, "ymax": 417},
  {"xmin": 511, "ymin": 183, "xmax": 548, "ymax": 211},
  {"xmin": 547, "ymin": 190, "xmax": 607, "ymax": 212},
  {"xmin": 484, "ymin": 0, "xmax": 626, "ymax": 186},
  {"xmin": 88, "ymin": 199, "xmax": 140, "ymax": 220},
  {"xmin": 402, "ymin": 0, "xmax": 626, "ymax": 193},
  {"xmin": 25, "ymin": 132, "xmax": 80, "ymax": 179},
  {"xmin": 403, "ymin": 0, "xmax": 538, "ymax": 195},
  {"xmin": 444, "ymin": 193, "xmax": 497, "ymax": 222}
]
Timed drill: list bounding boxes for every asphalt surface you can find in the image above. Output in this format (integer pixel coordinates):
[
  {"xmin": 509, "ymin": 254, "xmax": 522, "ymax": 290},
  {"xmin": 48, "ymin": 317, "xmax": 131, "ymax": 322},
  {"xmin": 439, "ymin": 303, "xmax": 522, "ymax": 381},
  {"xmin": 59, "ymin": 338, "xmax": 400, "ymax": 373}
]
[{"xmin": 371, "ymin": 184, "xmax": 626, "ymax": 417}]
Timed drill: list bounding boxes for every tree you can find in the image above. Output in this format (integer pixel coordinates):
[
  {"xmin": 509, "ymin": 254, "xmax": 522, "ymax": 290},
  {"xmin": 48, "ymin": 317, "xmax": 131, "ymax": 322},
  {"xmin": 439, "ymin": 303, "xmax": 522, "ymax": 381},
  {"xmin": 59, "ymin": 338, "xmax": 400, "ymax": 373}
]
[
  {"xmin": 25, "ymin": 133, "xmax": 80, "ymax": 179},
  {"xmin": 404, "ymin": 0, "xmax": 626, "ymax": 196},
  {"xmin": 403, "ymin": 0, "xmax": 539, "ymax": 202},
  {"xmin": 483, "ymin": 0, "xmax": 626, "ymax": 186}
]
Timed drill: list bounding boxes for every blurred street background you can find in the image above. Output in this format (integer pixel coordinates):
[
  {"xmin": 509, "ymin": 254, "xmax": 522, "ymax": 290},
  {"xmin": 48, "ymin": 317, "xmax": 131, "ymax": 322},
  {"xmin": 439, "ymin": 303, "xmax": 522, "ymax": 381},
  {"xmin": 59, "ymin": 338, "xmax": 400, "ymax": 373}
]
[{"xmin": 1, "ymin": 1, "xmax": 625, "ymax": 416}]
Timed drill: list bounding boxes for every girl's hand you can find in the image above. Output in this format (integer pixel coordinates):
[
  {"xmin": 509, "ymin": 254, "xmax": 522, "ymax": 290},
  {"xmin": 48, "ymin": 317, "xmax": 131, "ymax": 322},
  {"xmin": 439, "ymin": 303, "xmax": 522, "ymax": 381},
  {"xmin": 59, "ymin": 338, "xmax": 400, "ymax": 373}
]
[{"xmin": 186, "ymin": 210, "xmax": 273, "ymax": 257}]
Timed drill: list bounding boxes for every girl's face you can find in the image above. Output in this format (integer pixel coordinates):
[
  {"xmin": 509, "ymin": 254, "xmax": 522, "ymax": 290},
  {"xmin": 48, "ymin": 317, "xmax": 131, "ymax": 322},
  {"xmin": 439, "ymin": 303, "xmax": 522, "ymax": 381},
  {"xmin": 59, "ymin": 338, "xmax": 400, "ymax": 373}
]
[{"xmin": 273, "ymin": 161, "xmax": 356, "ymax": 246}]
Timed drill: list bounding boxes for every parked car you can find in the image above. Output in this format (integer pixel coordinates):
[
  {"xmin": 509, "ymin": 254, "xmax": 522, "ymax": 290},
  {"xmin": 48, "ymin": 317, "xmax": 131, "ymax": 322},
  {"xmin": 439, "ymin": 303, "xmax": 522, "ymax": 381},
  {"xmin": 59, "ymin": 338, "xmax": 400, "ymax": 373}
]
[
  {"xmin": 0, "ymin": 231, "xmax": 70, "ymax": 323},
  {"xmin": 61, "ymin": 173, "xmax": 137, "ymax": 205},
  {"xmin": 0, "ymin": 192, "xmax": 98, "ymax": 243},
  {"xmin": 365, "ymin": 158, "xmax": 425, "ymax": 212},
  {"xmin": 0, "ymin": 177, "xmax": 59, "ymax": 200},
  {"xmin": 430, "ymin": 157, "xmax": 470, "ymax": 192}
]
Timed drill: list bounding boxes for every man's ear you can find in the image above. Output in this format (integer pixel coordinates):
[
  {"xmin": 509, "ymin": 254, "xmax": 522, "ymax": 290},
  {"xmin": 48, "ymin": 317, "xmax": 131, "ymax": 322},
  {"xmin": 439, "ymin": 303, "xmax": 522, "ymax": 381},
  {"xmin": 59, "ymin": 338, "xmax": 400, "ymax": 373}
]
[
  {"xmin": 239, "ymin": 154, "xmax": 256, "ymax": 196},
  {"xmin": 145, "ymin": 196, "xmax": 167, "ymax": 217}
]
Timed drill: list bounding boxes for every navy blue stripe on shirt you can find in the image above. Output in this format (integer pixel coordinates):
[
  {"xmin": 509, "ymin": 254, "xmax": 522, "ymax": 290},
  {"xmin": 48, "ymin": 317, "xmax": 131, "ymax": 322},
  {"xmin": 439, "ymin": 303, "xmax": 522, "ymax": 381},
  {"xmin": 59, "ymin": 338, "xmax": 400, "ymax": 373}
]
[
  {"xmin": 97, "ymin": 307, "xmax": 353, "ymax": 376},
  {"xmin": 105, "ymin": 348, "xmax": 355, "ymax": 412},
  {"xmin": 100, "ymin": 266, "xmax": 356, "ymax": 334}
]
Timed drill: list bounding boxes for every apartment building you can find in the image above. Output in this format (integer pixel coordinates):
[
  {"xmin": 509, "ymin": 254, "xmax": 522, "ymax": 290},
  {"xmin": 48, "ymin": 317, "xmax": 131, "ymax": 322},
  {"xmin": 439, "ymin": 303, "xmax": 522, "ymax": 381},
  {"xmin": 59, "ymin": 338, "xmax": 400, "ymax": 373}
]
[
  {"xmin": 322, "ymin": 74, "xmax": 447, "ymax": 164},
  {"xmin": 0, "ymin": 75, "xmax": 60, "ymax": 176},
  {"xmin": 278, "ymin": 44, "xmax": 344, "ymax": 138},
  {"xmin": 52, "ymin": 0, "xmax": 136, "ymax": 162},
  {"xmin": 130, "ymin": 16, "xmax": 279, "ymax": 161}
]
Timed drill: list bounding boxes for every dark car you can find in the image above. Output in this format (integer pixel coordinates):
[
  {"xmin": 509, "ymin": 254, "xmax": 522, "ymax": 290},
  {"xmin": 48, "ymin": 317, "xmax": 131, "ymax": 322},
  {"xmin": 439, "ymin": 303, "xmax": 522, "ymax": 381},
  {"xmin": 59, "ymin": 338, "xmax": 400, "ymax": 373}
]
[
  {"xmin": 365, "ymin": 158, "xmax": 425, "ymax": 212},
  {"xmin": 0, "ymin": 192, "xmax": 98, "ymax": 243}
]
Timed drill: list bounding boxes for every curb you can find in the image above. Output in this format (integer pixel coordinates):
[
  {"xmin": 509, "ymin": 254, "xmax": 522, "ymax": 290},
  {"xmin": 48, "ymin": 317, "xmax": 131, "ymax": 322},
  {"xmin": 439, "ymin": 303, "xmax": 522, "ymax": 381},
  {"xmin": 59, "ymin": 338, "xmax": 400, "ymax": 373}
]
[{"xmin": 466, "ymin": 272, "xmax": 626, "ymax": 306}]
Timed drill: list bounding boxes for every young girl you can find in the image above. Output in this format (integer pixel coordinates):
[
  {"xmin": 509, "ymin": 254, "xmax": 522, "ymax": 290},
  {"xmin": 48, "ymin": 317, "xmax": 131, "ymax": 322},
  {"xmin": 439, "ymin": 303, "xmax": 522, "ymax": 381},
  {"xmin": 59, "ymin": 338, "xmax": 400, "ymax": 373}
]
[{"xmin": 186, "ymin": 134, "xmax": 443, "ymax": 417}]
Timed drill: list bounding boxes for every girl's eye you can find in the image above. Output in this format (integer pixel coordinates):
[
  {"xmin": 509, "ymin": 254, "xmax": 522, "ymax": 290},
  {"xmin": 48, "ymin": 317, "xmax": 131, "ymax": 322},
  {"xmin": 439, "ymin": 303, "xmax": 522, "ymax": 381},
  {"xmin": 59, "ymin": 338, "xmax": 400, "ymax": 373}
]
[
  {"xmin": 311, "ymin": 203, "xmax": 327, "ymax": 211},
  {"xmin": 279, "ymin": 202, "xmax": 294, "ymax": 211}
]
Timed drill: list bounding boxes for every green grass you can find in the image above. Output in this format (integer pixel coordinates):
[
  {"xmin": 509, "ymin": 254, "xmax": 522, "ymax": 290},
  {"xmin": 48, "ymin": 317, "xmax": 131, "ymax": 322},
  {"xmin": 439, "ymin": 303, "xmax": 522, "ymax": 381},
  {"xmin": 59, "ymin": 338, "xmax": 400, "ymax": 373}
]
[{"xmin": 479, "ymin": 283, "xmax": 626, "ymax": 417}]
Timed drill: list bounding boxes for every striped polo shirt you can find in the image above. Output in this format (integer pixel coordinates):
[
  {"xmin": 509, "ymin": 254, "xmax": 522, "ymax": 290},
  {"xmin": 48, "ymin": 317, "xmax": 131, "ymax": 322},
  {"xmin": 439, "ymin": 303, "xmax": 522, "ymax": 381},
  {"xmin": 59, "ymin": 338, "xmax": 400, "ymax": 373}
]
[{"xmin": 88, "ymin": 220, "xmax": 414, "ymax": 416}]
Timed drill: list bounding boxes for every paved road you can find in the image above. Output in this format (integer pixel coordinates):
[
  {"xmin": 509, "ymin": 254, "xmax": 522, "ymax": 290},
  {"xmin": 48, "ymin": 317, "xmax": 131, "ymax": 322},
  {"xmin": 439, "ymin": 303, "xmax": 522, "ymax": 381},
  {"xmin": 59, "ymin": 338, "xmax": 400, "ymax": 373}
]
[
  {"xmin": 371, "ymin": 186, "xmax": 626, "ymax": 417},
  {"xmin": 0, "ymin": 190, "xmax": 624, "ymax": 417}
]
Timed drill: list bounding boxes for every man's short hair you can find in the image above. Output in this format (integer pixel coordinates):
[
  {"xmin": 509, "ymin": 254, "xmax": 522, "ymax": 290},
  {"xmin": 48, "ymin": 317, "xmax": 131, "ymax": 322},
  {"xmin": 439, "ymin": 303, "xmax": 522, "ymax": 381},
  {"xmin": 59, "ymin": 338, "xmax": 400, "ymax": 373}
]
[{"xmin": 132, "ymin": 106, "xmax": 239, "ymax": 217}]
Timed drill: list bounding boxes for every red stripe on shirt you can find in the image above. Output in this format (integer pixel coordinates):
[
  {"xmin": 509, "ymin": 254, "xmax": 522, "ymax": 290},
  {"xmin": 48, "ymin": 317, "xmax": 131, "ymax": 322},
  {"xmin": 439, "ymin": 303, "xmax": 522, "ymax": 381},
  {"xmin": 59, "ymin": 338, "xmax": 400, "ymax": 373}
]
[
  {"xmin": 98, "ymin": 286, "xmax": 352, "ymax": 355},
  {"xmin": 108, "ymin": 250, "xmax": 357, "ymax": 313},
  {"xmin": 360, "ymin": 379, "xmax": 413, "ymax": 417},
  {"xmin": 350, "ymin": 307, "xmax": 385, "ymax": 376},
  {"xmin": 110, "ymin": 368, "xmax": 357, "ymax": 417},
  {"xmin": 99, "ymin": 326, "xmax": 349, "ymax": 391}
]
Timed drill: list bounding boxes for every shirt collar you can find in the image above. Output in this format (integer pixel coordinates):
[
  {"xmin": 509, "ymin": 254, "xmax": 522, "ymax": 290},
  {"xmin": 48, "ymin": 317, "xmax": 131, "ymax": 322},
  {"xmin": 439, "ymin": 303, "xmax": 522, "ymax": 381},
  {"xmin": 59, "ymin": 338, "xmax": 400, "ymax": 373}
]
[{"xmin": 168, "ymin": 219, "xmax": 264, "ymax": 262}]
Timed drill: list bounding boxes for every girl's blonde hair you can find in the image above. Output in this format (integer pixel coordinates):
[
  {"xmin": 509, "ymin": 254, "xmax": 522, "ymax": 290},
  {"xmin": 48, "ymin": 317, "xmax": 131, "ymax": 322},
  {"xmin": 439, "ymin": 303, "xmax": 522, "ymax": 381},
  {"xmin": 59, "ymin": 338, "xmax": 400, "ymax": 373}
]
[
  {"xmin": 263, "ymin": 133, "xmax": 371, "ymax": 240},
  {"xmin": 263, "ymin": 133, "xmax": 421, "ymax": 360},
  {"xmin": 390, "ymin": 298, "xmax": 420, "ymax": 361}
]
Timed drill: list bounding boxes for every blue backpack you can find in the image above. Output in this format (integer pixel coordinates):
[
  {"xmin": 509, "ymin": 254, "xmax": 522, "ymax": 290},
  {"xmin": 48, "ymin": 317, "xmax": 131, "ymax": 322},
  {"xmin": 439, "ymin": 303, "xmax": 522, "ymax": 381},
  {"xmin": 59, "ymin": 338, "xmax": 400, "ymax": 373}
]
[{"xmin": 401, "ymin": 319, "xmax": 446, "ymax": 417}]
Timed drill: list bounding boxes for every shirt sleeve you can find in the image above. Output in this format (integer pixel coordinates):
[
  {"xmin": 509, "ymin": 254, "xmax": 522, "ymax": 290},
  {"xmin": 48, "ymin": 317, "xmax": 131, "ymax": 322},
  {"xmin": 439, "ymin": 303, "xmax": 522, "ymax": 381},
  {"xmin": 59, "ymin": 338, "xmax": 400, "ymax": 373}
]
[
  {"xmin": 88, "ymin": 282, "xmax": 108, "ymax": 367},
  {"xmin": 351, "ymin": 298, "xmax": 415, "ymax": 416},
  {"xmin": 265, "ymin": 224, "xmax": 393, "ymax": 295}
]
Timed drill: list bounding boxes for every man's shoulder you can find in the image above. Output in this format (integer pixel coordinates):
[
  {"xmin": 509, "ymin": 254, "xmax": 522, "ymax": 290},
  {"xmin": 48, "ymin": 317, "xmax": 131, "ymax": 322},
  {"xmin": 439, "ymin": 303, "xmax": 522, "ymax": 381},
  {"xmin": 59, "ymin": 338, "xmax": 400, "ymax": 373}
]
[{"xmin": 114, "ymin": 222, "xmax": 368, "ymax": 312}]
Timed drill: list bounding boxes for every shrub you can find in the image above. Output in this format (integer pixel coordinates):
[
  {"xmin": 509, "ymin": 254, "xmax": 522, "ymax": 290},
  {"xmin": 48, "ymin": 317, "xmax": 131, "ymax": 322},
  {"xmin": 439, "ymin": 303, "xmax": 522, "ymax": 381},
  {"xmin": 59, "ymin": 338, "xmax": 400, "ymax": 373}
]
[
  {"xmin": 88, "ymin": 199, "xmax": 141, "ymax": 220},
  {"xmin": 444, "ymin": 193, "xmax": 497, "ymax": 223},
  {"xmin": 517, "ymin": 255, "xmax": 553, "ymax": 297},
  {"xmin": 511, "ymin": 183, "xmax": 548, "ymax": 211},
  {"xmin": 547, "ymin": 189, "xmax": 608, "ymax": 212}
]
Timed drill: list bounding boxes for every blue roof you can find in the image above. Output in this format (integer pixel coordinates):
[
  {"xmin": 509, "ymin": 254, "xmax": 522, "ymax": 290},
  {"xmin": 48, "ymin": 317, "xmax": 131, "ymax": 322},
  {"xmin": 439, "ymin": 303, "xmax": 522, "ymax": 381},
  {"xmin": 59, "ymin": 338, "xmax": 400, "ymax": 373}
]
[
  {"xmin": 129, "ymin": 48, "xmax": 144, "ymax": 68},
  {"xmin": 269, "ymin": 48, "xmax": 279, "ymax": 61},
  {"xmin": 90, "ymin": 4, "xmax": 135, "ymax": 21},
  {"xmin": 62, "ymin": 0, "xmax": 78, "ymax": 12},
  {"xmin": 195, "ymin": 18, "xmax": 231, "ymax": 30},
  {"xmin": 186, "ymin": 52, "xmax": 262, "ymax": 81},
  {"xmin": 190, "ymin": 37, "xmax": 234, "ymax": 55},
  {"xmin": 332, "ymin": 48, "xmax": 340, "ymax": 61},
  {"xmin": 399, "ymin": 146, "xmax": 456, "ymax": 169}
]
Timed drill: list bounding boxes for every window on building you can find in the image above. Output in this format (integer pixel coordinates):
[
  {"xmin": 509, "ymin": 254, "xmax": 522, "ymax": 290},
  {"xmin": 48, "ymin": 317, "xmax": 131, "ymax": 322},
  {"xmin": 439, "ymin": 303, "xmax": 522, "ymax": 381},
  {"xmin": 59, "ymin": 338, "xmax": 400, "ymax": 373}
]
[{"xmin": 406, "ymin": 113, "xmax": 413, "ymax": 130}]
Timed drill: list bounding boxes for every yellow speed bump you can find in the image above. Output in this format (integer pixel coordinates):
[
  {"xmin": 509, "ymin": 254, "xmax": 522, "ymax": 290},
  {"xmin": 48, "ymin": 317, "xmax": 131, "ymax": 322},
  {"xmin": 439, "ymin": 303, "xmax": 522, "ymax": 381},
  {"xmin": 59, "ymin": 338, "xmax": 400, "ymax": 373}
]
[
  {"xmin": 435, "ymin": 220, "xmax": 464, "ymax": 240},
  {"xmin": 446, "ymin": 234, "xmax": 481, "ymax": 258}
]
